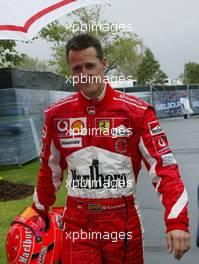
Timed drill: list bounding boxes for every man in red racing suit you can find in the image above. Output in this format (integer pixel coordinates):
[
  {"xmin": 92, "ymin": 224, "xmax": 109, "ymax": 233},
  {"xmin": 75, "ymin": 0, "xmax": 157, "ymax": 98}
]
[{"xmin": 32, "ymin": 34, "xmax": 190, "ymax": 263}]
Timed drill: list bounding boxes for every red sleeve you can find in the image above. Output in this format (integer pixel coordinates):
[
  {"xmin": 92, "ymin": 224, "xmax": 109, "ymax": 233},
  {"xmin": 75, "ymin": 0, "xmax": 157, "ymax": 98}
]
[
  {"xmin": 138, "ymin": 107, "xmax": 189, "ymax": 233},
  {"xmin": 32, "ymin": 111, "xmax": 66, "ymax": 214}
]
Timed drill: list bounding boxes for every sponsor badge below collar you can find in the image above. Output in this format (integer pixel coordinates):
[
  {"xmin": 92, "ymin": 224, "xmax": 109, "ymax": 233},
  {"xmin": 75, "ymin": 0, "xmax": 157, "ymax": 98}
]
[{"xmin": 87, "ymin": 106, "xmax": 96, "ymax": 114}]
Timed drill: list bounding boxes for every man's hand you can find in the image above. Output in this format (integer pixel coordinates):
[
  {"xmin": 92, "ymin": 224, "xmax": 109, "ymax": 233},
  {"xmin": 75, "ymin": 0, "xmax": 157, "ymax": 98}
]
[{"xmin": 167, "ymin": 230, "xmax": 191, "ymax": 260}]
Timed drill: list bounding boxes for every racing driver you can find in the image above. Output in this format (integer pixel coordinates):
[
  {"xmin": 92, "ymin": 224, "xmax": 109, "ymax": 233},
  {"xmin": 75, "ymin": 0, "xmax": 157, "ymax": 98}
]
[{"xmin": 32, "ymin": 34, "xmax": 190, "ymax": 263}]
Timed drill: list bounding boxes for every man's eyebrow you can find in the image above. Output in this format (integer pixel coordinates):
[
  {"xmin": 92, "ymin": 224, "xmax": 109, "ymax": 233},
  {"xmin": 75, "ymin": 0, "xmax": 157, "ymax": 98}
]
[{"xmin": 85, "ymin": 62, "xmax": 96, "ymax": 67}]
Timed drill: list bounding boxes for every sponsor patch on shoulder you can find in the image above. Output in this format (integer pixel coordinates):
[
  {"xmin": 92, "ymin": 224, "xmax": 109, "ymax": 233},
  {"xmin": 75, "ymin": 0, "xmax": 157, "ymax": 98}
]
[
  {"xmin": 153, "ymin": 135, "xmax": 169, "ymax": 154},
  {"xmin": 161, "ymin": 153, "xmax": 177, "ymax": 167},
  {"xmin": 60, "ymin": 138, "xmax": 82, "ymax": 148},
  {"xmin": 148, "ymin": 121, "xmax": 163, "ymax": 136}
]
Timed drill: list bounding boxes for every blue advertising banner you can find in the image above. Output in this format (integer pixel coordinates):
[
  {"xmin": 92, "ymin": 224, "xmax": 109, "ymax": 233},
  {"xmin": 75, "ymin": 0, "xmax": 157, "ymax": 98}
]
[{"xmin": 153, "ymin": 90, "xmax": 189, "ymax": 118}]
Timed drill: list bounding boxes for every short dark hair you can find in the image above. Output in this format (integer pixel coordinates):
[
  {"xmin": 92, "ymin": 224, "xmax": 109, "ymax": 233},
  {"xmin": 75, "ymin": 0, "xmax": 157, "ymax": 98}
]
[{"xmin": 66, "ymin": 33, "xmax": 103, "ymax": 61}]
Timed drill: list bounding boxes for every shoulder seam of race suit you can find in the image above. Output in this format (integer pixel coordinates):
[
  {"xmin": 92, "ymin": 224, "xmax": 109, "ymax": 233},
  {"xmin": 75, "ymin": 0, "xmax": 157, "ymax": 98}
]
[
  {"xmin": 113, "ymin": 97, "xmax": 148, "ymax": 110},
  {"xmin": 45, "ymin": 95, "xmax": 78, "ymax": 113},
  {"xmin": 113, "ymin": 90, "xmax": 149, "ymax": 110}
]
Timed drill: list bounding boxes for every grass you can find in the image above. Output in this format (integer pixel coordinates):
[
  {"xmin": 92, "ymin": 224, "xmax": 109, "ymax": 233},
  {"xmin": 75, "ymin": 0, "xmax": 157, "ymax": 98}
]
[{"xmin": 0, "ymin": 160, "xmax": 67, "ymax": 263}]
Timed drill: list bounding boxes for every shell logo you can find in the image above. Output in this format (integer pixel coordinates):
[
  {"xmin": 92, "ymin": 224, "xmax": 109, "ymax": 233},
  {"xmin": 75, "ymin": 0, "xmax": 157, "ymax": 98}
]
[{"xmin": 71, "ymin": 120, "xmax": 85, "ymax": 132}]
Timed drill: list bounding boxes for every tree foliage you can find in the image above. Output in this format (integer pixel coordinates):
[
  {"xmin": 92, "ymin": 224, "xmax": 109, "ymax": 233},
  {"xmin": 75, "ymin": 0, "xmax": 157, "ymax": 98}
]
[
  {"xmin": 0, "ymin": 40, "xmax": 24, "ymax": 67},
  {"xmin": 18, "ymin": 55, "xmax": 49, "ymax": 71},
  {"xmin": 182, "ymin": 62, "xmax": 199, "ymax": 84},
  {"xmin": 39, "ymin": 5, "xmax": 143, "ymax": 78},
  {"xmin": 137, "ymin": 48, "xmax": 167, "ymax": 85}
]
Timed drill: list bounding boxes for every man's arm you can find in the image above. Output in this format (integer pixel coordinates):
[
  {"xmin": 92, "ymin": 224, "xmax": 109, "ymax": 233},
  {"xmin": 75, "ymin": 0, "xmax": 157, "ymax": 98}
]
[
  {"xmin": 138, "ymin": 106, "xmax": 190, "ymax": 259},
  {"xmin": 32, "ymin": 111, "xmax": 66, "ymax": 216}
]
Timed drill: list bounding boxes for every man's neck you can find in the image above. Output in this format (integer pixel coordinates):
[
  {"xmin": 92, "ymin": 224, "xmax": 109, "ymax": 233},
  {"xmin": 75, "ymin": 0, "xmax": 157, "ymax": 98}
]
[{"xmin": 81, "ymin": 83, "xmax": 107, "ymax": 100}]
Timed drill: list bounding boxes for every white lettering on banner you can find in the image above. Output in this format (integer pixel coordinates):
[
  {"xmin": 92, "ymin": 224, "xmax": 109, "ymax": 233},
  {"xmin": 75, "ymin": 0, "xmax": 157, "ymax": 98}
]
[
  {"xmin": 192, "ymin": 100, "xmax": 199, "ymax": 107},
  {"xmin": 156, "ymin": 101, "xmax": 181, "ymax": 111}
]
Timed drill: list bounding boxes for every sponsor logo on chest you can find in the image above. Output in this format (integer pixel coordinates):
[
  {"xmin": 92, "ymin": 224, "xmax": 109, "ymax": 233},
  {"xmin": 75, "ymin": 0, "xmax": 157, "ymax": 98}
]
[
  {"xmin": 70, "ymin": 159, "xmax": 127, "ymax": 189},
  {"xmin": 54, "ymin": 117, "xmax": 86, "ymax": 136},
  {"xmin": 95, "ymin": 117, "xmax": 132, "ymax": 137},
  {"xmin": 54, "ymin": 117, "xmax": 132, "ymax": 139}
]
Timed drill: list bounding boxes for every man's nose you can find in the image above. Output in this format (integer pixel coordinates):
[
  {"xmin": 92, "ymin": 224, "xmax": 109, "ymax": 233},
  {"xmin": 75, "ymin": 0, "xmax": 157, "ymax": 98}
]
[{"xmin": 81, "ymin": 67, "xmax": 90, "ymax": 76}]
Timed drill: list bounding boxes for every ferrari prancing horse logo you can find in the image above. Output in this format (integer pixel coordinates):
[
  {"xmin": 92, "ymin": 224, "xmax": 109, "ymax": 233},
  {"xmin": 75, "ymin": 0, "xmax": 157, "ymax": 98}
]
[{"xmin": 98, "ymin": 120, "xmax": 110, "ymax": 133}]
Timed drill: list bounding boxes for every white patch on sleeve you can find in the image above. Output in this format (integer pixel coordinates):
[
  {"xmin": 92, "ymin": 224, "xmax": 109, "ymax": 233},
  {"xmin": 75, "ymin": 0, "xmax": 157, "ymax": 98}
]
[
  {"xmin": 48, "ymin": 140, "xmax": 62, "ymax": 192},
  {"xmin": 138, "ymin": 137, "xmax": 162, "ymax": 201},
  {"xmin": 161, "ymin": 153, "xmax": 177, "ymax": 167},
  {"xmin": 168, "ymin": 188, "xmax": 188, "ymax": 219},
  {"xmin": 33, "ymin": 189, "xmax": 45, "ymax": 211}
]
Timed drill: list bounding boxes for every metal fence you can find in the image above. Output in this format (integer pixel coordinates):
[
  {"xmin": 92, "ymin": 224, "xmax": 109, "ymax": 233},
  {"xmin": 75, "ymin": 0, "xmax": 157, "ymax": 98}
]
[{"xmin": 0, "ymin": 88, "xmax": 72, "ymax": 166}]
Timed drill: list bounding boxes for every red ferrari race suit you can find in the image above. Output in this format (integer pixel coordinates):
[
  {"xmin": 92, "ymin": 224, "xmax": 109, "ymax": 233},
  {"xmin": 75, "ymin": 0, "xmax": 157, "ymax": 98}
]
[{"xmin": 33, "ymin": 83, "xmax": 189, "ymax": 263}]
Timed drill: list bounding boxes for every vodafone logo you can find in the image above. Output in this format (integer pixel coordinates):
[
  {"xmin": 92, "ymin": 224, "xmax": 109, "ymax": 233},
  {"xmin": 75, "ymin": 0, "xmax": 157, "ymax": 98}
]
[
  {"xmin": 57, "ymin": 120, "xmax": 69, "ymax": 132},
  {"xmin": 54, "ymin": 117, "xmax": 87, "ymax": 136}
]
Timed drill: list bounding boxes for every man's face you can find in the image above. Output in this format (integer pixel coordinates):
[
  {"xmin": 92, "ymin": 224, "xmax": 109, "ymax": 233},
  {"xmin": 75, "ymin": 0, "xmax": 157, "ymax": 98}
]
[{"xmin": 68, "ymin": 47, "xmax": 106, "ymax": 98}]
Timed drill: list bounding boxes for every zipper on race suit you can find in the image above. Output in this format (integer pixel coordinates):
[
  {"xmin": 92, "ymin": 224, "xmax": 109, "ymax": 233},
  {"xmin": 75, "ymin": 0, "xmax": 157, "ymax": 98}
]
[{"xmin": 87, "ymin": 113, "xmax": 94, "ymax": 147}]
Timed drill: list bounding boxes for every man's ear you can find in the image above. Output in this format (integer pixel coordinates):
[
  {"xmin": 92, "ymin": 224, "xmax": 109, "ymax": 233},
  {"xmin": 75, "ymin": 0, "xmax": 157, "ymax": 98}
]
[{"xmin": 102, "ymin": 58, "xmax": 107, "ymax": 71}]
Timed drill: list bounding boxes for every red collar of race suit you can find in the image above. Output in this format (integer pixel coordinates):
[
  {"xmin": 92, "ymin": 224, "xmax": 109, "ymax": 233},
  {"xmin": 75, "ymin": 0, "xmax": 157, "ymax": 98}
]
[{"xmin": 77, "ymin": 82, "xmax": 116, "ymax": 108}]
